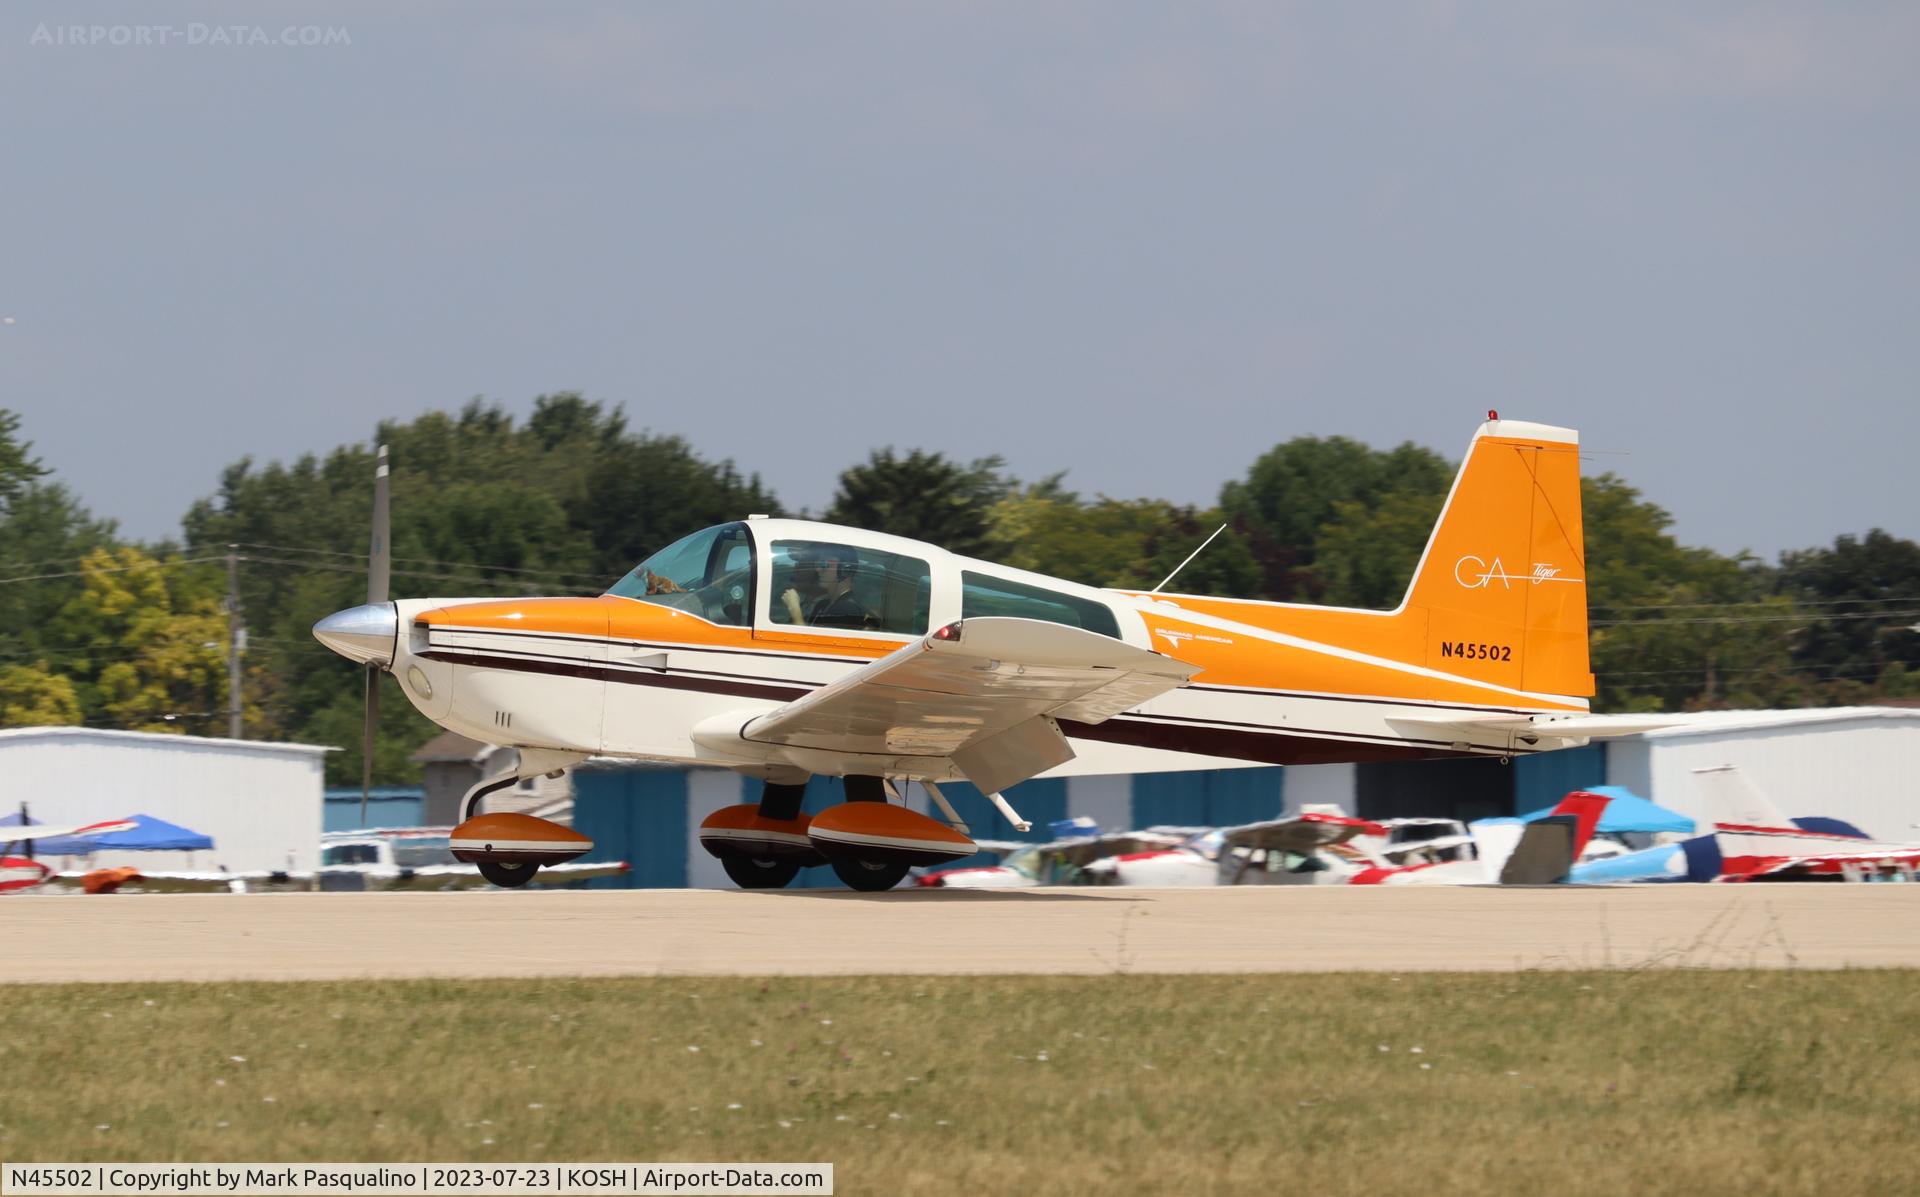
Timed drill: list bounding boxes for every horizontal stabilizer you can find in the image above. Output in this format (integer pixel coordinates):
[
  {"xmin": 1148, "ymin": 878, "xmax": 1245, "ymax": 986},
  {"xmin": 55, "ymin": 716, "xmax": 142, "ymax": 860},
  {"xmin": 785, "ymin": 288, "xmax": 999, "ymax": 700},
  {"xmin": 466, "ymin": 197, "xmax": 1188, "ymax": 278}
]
[{"xmin": 1388, "ymin": 712, "xmax": 1676, "ymax": 746}]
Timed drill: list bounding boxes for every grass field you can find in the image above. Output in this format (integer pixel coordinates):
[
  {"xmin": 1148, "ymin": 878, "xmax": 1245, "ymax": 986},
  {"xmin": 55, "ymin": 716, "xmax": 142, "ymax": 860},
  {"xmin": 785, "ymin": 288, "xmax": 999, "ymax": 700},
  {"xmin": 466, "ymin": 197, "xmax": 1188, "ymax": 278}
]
[{"xmin": 6, "ymin": 970, "xmax": 1918, "ymax": 1195}]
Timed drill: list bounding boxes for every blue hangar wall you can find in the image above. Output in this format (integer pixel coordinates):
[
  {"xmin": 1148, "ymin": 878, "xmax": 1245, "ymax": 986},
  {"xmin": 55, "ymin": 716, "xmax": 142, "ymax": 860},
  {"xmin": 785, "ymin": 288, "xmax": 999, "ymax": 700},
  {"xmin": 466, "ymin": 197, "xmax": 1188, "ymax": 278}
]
[
  {"xmin": 322, "ymin": 786, "xmax": 425, "ymax": 832},
  {"xmin": 571, "ymin": 746, "xmax": 1607, "ymax": 889}
]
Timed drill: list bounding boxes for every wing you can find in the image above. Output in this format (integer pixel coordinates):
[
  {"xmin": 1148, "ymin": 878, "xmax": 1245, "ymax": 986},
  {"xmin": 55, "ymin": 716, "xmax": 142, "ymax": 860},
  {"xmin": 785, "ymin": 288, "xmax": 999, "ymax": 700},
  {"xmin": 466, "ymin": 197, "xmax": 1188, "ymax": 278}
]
[
  {"xmin": 731, "ymin": 617, "xmax": 1199, "ymax": 794},
  {"xmin": 3, "ymin": 819, "xmax": 139, "ymax": 844},
  {"xmin": 1044, "ymin": 831, "xmax": 1191, "ymax": 869},
  {"xmin": 1723, "ymin": 846, "xmax": 1920, "ymax": 882},
  {"xmin": 1219, "ymin": 812, "xmax": 1386, "ymax": 855}
]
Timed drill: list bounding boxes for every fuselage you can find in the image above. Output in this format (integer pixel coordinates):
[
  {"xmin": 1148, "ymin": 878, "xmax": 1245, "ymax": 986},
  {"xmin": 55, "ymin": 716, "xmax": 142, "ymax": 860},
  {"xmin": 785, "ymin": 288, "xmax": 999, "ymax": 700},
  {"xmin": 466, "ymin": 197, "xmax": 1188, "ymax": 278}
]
[{"xmin": 330, "ymin": 516, "xmax": 1590, "ymax": 786}]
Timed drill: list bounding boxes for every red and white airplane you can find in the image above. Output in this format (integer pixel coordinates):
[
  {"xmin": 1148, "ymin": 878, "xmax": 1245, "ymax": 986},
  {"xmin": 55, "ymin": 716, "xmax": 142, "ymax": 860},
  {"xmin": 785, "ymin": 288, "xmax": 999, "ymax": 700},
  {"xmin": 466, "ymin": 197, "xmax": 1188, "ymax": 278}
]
[
  {"xmin": 314, "ymin": 415, "xmax": 1658, "ymax": 891},
  {"xmin": 1343, "ymin": 792, "xmax": 1610, "ymax": 885},
  {"xmin": 0, "ymin": 819, "xmax": 139, "ymax": 893},
  {"xmin": 1691, "ymin": 765, "xmax": 1920, "ymax": 882}
]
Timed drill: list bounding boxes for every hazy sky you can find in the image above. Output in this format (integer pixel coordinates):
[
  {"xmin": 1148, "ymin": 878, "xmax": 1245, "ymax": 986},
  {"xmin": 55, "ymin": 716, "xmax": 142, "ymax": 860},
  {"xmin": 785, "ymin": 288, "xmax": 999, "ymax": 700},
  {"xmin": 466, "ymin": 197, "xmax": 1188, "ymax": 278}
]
[{"xmin": 3, "ymin": 2, "xmax": 1915, "ymax": 561}]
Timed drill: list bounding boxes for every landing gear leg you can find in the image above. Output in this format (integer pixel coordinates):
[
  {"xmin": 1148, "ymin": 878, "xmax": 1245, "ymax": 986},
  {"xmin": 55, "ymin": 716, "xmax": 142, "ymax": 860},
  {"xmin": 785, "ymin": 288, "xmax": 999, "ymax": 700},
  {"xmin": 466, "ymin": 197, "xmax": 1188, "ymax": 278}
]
[
  {"xmin": 758, "ymin": 780, "xmax": 808, "ymax": 822},
  {"xmin": 459, "ymin": 748, "xmax": 588, "ymax": 822},
  {"xmin": 844, "ymin": 775, "xmax": 887, "ymax": 803}
]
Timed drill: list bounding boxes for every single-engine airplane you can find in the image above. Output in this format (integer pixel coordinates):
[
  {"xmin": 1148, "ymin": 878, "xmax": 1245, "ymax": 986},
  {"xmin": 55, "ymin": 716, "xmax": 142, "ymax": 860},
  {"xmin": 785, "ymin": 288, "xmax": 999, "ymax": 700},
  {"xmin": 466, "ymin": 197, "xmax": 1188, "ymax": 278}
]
[{"xmin": 315, "ymin": 414, "xmax": 1658, "ymax": 891}]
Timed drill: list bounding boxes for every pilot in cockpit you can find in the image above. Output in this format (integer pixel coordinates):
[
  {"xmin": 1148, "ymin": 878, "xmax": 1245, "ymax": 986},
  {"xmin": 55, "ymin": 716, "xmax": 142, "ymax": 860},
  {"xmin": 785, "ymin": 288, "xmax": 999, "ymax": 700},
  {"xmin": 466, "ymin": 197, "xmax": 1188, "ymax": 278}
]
[{"xmin": 780, "ymin": 545, "xmax": 875, "ymax": 630}]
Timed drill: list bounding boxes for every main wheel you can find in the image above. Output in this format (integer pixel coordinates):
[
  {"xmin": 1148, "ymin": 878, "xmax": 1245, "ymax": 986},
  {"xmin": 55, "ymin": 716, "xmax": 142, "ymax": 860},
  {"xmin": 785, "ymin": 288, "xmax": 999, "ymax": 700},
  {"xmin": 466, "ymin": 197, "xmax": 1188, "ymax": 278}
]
[
  {"xmin": 479, "ymin": 860, "xmax": 538, "ymax": 888},
  {"xmin": 723, "ymin": 856, "xmax": 802, "ymax": 889},
  {"xmin": 832, "ymin": 857, "xmax": 910, "ymax": 892}
]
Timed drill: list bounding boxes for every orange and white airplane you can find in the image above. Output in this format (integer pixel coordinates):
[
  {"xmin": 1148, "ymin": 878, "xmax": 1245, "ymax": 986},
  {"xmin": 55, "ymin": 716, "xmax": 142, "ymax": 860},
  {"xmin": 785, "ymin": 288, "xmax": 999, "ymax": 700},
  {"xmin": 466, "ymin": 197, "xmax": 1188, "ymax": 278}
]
[{"xmin": 314, "ymin": 414, "xmax": 1659, "ymax": 892}]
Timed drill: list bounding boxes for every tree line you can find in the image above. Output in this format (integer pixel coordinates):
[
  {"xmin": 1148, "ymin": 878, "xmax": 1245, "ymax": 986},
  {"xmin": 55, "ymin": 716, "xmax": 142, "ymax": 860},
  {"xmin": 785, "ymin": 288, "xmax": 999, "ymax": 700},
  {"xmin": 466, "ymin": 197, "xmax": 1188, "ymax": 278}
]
[{"xmin": 2, "ymin": 397, "xmax": 1916, "ymax": 784}]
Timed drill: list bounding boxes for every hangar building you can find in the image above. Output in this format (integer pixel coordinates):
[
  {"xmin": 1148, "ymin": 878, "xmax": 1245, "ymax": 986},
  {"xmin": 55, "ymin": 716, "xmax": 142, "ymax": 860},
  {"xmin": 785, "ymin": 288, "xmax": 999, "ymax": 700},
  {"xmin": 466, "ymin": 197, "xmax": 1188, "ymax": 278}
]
[
  {"xmin": 1605, "ymin": 707, "xmax": 1920, "ymax": 840},
  {"xmin": 0, "ymin": 727, "xmax": 330, "ymax": 874}
]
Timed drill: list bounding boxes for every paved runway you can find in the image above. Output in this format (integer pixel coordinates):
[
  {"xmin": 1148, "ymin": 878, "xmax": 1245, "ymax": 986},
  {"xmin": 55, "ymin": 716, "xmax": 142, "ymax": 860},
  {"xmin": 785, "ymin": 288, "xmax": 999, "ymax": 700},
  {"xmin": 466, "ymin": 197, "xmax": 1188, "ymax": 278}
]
[{"xmin": 7, "ymin": 885, "xmax": 1918, "ymax": 983}]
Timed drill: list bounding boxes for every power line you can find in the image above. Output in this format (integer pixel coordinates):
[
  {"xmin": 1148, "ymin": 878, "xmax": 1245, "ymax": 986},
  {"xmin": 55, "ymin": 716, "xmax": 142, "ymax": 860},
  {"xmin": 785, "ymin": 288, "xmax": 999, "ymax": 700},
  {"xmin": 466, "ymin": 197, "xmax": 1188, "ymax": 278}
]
[
  {"xmin": 221, "ymin": 541, "xmax": 608, "ymax": 583},
  {"xmin": 235, "ymin": 553, "xmax": 603, "ymax": 595},
  {"xmin": 0, "ymin": 555, "xmax": 226, "ymax": 586},
  {"xmin": 1594, "ymin": 610, "xmax": 1920, "ymax": 628}
]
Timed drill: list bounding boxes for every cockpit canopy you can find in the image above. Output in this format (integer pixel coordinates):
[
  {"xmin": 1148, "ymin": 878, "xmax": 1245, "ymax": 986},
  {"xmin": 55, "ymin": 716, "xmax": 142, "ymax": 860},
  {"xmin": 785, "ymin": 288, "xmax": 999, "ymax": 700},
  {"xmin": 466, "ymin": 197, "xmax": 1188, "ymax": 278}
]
[
  {"xmin": 606, "ymin": 522, "xmax": 756, "ymax": 625},
  {"xmin": 606, "ymin": 520, "xmax": 1124, "ymax": 640}
]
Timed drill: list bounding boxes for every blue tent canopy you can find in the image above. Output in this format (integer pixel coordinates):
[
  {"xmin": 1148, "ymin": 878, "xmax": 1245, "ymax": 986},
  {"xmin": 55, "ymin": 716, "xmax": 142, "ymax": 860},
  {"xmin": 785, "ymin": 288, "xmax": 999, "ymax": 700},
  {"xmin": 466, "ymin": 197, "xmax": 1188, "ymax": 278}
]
[
  {"xmin": 0, "ymin": 812, "xmax": 215, "ymax": 854},
  {"xmin": 1519, "ymin": 786, "xmax": 1695, "ymax": 835}
]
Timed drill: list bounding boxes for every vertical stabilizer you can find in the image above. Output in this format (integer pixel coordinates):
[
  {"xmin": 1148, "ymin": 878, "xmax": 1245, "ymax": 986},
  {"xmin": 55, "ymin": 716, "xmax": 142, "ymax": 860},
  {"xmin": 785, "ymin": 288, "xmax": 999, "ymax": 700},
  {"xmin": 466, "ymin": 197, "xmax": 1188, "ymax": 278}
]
[
  {"xmin": 1401, "ymin": 418, "xmax": 1592, "ymax": 698},
  {"xmin": 1692, "ymin": 764, "xmax": 1792, "ymax": 830}
]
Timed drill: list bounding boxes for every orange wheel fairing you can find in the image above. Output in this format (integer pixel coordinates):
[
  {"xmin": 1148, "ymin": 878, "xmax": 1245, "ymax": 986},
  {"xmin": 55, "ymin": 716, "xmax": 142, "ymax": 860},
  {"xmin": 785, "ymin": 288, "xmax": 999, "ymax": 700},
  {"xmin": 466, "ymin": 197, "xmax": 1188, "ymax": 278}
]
[
  {"xmin": 698, "ymin": 804, "xmax": 826, "ymax": 866},
  {"xmin": 807, "ymin": 803, "xmax": 978, "ymax": 867},
  {"xmin": 449, "ymin": 812, "xmax": 594, "ymax": 866}
]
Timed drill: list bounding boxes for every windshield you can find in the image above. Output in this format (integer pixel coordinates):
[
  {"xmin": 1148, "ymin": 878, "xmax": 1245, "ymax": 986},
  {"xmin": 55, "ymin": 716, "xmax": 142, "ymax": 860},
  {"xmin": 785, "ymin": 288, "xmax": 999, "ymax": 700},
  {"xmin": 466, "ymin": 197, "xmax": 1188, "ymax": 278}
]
[
  {"xmin": 1185, "ymin": 830, "xmax": 1226, "ymax": 861},
  {"xmin": 607, "ymin": 523, "xmax": 755, "ymax": 627}
]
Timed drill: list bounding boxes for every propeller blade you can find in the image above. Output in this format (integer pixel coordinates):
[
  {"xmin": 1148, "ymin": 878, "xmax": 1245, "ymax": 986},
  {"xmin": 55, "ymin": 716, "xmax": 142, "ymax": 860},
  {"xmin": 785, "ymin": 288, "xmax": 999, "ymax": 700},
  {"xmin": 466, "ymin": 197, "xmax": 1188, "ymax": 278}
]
[
  {"xmin": 368, "ymin": 443, "xmax": 391, "ymax": 606},
  {"xmin": 361, "ymin": 664, "xmax": 379, "ymax": 825}
]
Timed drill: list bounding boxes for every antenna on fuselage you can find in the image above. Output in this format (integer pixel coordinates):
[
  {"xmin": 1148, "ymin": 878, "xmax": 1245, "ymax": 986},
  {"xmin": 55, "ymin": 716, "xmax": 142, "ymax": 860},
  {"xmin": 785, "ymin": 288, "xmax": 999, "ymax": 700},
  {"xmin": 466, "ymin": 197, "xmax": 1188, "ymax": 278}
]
[{"xmin": 1149, "ymin": 523, "xmax": 1228, "ymax": 594}]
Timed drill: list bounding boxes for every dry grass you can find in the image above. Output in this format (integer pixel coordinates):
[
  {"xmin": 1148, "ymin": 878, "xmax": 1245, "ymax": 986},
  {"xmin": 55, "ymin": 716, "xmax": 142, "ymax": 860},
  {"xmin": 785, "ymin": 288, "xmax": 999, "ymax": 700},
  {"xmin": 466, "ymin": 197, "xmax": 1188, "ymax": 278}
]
[{"xmin": 5, "ymin": 971, "xmax": 1918, "ymax": 1195}]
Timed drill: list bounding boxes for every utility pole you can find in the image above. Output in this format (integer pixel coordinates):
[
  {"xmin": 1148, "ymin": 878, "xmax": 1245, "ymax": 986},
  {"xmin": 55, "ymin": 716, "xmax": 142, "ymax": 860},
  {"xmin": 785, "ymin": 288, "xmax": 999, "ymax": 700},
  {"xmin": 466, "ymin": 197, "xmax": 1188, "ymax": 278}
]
[{"xmin": 226, "ymin": 545, "xmax": 245, "ymax": 739}]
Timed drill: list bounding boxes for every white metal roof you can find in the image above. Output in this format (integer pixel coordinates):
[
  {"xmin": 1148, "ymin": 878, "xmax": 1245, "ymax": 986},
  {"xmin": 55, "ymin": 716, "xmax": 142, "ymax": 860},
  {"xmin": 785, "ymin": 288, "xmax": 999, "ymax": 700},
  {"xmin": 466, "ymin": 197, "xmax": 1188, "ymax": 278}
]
[
  {"xmin": 1630, "ymin": 706, "xmax": 1920, "ymax": 741},
  {"xmin": 0, "ymin": 726, "xmax": 333, "ymax": 755}
]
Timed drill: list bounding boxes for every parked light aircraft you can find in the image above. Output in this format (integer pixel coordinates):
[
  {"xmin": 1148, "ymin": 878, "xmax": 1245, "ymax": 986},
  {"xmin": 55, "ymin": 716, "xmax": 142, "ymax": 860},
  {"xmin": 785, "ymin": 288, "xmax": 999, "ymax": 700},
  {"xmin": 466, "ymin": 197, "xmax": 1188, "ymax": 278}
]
[
  {"xmin": 0, "ymin": 819, "xmax": 138, "ymax": 893},
  {"xmin": 1572, "ymin": 765, "xmax": 1920, "ymax": 883},
  {"xmin": 38, "ymin": 827, "xmax": 632, "ymax": 894},
  {"xmin": 1346, "ymin": 793, "xmax": 1611, "ymax": 885},
  {"xmin": 1080, "ymin": 808, "xmax": 1389, "ymax": 886},
  {"xmin": 314, "ymin": 415, "xmax": 1660, "ymax": 891},
  {"xmin": 917, "ymin": 827, "xmax": 1200, "ymax": 889}
]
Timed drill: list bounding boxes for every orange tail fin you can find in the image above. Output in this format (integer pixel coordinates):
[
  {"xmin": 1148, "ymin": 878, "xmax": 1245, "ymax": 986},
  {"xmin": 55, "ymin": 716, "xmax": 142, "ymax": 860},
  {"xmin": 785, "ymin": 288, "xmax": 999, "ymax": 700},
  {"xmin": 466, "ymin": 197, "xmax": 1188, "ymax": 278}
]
[{"xmin": 1400, "ymin": 417, "xmax": 1592, "ymax": 698}]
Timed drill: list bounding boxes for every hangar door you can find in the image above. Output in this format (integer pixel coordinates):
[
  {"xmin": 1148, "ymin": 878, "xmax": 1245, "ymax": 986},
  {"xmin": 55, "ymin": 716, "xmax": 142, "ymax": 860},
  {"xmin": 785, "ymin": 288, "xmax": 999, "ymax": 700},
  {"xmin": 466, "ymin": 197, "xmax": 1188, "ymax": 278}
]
[{"xmin": 1355, "ymin": 757, "xmax": 1513, "ymax": 824}]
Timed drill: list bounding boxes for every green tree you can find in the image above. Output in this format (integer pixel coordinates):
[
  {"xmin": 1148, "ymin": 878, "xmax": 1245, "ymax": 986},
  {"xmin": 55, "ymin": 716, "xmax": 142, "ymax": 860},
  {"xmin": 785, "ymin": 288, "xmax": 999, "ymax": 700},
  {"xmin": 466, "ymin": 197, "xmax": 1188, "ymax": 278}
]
[
  {"xmin": 49, "ymin": 547, "xmax": 229, "ymax": 733},
  {"xmin": 1775, "ymin": 529, "xmax": 1920, "ymax": 697},
  {"xmin": 1220, "ymin": 437, "xmax": 1452, "ymax": 601},
  {"xmin": 0, "ymin": 409, "xmax": 49, "ymax": 514},
  {"xmin": 180, "ymin": 395, "xmax": 784, "ymax": 782},
  {"xmin": 1309, "ymin": 489, "xmax": 1448, "ymax": 609},
  {"xmin": 826, "ymin": 450, "xmax": 1010, "ymax": 557},
  {"xmin": 1581, "ymin": 475, "xmax": 1799, "ymax": 712},
  {"xmin": 987, "ymin": 486, "xmax": 1259, "ymax": 597},
  {"xmin": 0, "ymin": 662, "xmax": 82, "ymax": 726}
]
